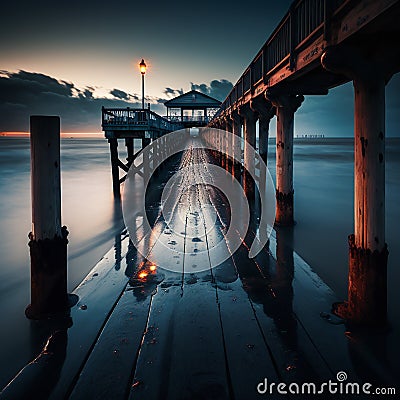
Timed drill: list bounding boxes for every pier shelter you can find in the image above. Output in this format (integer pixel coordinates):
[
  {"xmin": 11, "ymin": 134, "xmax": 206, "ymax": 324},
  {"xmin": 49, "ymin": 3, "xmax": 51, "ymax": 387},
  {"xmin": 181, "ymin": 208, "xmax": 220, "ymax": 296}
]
[{"xmin": 164, "ymin": 90, "xmax": 221, "ymax": 127}]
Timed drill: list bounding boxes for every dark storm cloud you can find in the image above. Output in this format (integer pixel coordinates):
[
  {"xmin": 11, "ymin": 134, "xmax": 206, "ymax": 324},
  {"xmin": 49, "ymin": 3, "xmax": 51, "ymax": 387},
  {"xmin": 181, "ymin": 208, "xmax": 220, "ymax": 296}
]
[
  {"xmin": 110, "ymin": 89, "xmax": 130, "ymax": 100},
  {"xmin": 0, "ymin": 70, "xmax": 166, "ymax": 132},
  {"xmin": 164, "ymin": 87, "xmax": 184, "ymax": 98},
  {"xmin": 191, "ymin": 79, "xmax": 233, "ymax": 101}
]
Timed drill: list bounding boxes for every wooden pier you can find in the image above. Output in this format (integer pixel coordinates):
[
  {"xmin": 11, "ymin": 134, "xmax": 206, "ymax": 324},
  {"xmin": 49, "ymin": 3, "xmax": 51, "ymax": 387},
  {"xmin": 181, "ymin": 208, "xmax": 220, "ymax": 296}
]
[
  {"xmin": 3, "ymin": 141, "xmax": 397, "ymax": 399},
  {"xmin": 210, "ymin": 0, "xmax": 400, "ymax": 326},
  {"xmin": 1, "ymin": 0, "xmax": 400, "ymax": 398}
]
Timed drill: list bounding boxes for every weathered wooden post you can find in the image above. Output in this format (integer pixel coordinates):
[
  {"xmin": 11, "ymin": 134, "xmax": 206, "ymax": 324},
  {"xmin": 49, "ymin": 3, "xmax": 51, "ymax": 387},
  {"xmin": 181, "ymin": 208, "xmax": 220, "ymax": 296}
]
[
  {"xmin": 219, "ymin": 121, "xmax": 224, "ymax": 168},
  {"xmin": 322, "ymin": 46, "xmax": 389, "ymax": 326},
  {"xmin": 257, "ymin": 99, "xmax": 275, "ymax": 167},
  {"xmin": 224, "ymin": 116, "xmax": 233, "ymax": 173},
  {"xmin": 125, "ymin": 138, "xmax": 134, "ymax": 166},
  {"xmin": 142, "ymin": 137, "xmax": 151, "ymax": 179},
  {"xmin": 108, "ymin": 138, "xmax": 120, "ymax": 199},
  {"xmin": 26, "ymin": 116, "xmax": 69, "ymax": 319},
  {"xmin": 266, "ymin": 92, "xmax": 303, "ymax": 226},
  {"xmin": 230, "ymin": 110, "xmax": 242, "ymax": 180}
]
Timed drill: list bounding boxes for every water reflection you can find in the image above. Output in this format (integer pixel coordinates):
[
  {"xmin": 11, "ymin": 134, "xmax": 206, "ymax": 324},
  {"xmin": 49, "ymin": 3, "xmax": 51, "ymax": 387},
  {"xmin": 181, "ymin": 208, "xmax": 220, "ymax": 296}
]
[
  {"xmin": 113, "ymin": 201, "xmax": 123, "ymax": 270},
  {"xmin": 238, "ymin": 223, "xmax": 313, "ymax": 381},
  {"xmin": 1, "ymin": 317, "xmax": 72, "ymax": 398}
]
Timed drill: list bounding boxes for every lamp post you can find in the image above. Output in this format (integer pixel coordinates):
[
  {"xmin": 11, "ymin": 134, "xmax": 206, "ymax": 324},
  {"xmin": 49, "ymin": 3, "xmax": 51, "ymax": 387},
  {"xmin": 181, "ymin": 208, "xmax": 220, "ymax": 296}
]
[{"xmin": 139, "ymin": 59, "xmax": 146, "ymax": 109}]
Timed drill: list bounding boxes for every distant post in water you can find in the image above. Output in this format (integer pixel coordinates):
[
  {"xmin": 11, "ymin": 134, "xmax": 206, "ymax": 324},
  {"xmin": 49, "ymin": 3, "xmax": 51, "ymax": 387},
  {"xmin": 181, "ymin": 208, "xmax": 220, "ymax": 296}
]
[{"xmin": 26, "ymin": 116, "xmax": 69, "ymax": 319}]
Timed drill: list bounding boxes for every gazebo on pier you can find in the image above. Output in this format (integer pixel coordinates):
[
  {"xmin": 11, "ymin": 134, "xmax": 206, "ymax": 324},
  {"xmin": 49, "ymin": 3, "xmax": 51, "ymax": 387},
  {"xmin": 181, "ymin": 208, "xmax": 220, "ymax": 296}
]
[{"xmin": 164, "ymin": 90, "xmax": 221, "ymax": 127}]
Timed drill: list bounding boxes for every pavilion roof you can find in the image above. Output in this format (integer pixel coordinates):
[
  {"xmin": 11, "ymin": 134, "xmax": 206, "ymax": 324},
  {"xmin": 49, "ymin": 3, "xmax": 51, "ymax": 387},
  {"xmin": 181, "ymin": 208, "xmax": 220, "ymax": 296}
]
[{"xmin": 164, "ymin": 90, "xmax": 221, "ymax": 108}]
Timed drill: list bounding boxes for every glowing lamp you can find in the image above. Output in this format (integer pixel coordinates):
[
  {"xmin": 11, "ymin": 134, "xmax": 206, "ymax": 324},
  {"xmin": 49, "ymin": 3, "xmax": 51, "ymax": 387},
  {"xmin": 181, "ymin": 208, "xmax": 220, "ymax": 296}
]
[
  {"xmin": 138, "ymin": 271, "xmax": 148, "ymax": 279},
  {"xmin": 139, "ymin": 59, "xmax": 147, "ymax": 75}
]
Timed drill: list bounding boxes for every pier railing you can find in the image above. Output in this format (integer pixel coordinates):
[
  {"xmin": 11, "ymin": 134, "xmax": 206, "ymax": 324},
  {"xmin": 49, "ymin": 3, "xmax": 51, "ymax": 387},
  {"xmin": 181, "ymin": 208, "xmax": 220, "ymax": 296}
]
[
  {"xmin": 219, "ymin": 0, "xmax": 348, "ymax": 111},
  {"xmin": 164, "ymin": 115, "xmax": 211, "ymax": 124},
  {"xmin": 102, "ymin": 107, "xmax": 181, "ymax": 133}
]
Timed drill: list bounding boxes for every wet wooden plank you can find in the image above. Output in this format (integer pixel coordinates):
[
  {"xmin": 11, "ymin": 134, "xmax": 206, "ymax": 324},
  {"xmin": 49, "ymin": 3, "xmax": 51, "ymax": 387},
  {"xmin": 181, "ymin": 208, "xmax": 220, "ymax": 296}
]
[
  {"xmin": 199, "ymin": 164, "xmax": 280, "ymax": 398},
  {"xmin": 45, "ymin": 235, "xmax": 132, "ymax": 400},
  {"xmin": 128, "ymin": 282, "xmax": 183, "ymax": 400},
  {"xmin": 68, "ymin": 288, "xmax": 152, "ymax": 400},
  {"xmin": 215, "ymin": 271, "xmax": 281, "ymax": 399},
  {"xmin": 160, "ymin": 154, "xmax": 230, "ymax": 400},
  {"xmin": 130, "ymin": 148, "xmax": 227, "ymax": 399},
  {"xmin": 128, "ymin": 197, "xmax": 187, "ymax": 400},
  {"xmin": 166, "ymin": 277, "xmax": 230, "ymax": 400}
]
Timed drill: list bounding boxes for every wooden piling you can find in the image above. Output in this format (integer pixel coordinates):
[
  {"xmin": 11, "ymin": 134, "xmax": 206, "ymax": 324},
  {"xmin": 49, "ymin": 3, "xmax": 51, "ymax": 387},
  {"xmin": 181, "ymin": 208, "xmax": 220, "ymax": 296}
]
[
  {"xmin": 26, "ymin": 116, "xmax": 69, "ymax": 319},
  {"xmin": 267, "ymin": 94, "xmax": 303, "ymax": 226},
  {"xmin": 231, "ymin": 111, "xmax": 242, "ymax": 180},
  {"xmin": 239, "ymin": 106, "xmax": 257, "ymax": 201},
  {"xmin": 341, "ymin": 75, "xmax": 388, "ymax": 325},
  {"xmin": 125, "ymin": 138, "xmax": 134, "ymax": 166},
  {"xmin": 142, "ymin": 138, "xmax": 151, "ymax": 179},
  {"xmin": 108, "ymin": 138, "xmax": 120, "ymax": 199},
  {"xmin": 224, "ymin": 116, "xmax": 233, "ymax": 173},
  {"xmin": 322, "ymin": 46, "xmax": 389, "ymax": 326},
  {"xmin": 258, "ymin": 104, "xmax": 275, "ymax": 166}
]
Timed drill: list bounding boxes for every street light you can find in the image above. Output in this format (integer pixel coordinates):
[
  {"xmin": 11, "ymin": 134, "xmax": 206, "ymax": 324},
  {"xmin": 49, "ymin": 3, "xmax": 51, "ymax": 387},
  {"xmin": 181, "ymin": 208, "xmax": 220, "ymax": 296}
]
[{"xmin": 139, "ymin": 59, "xmax": 146, "ymax": 109}]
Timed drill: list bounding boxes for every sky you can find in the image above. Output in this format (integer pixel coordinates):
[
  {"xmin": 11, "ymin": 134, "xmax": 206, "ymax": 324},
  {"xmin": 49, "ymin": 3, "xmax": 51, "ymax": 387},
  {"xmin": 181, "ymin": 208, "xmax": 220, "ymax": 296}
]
[{"xmin": 1, "ymin": 0, "xmax": 399, "ymax": 136}]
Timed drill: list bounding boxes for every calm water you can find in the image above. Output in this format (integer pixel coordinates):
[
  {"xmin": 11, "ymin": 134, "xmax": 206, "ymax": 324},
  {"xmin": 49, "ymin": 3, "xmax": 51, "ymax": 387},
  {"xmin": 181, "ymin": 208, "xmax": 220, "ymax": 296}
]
[{"xmin": 0, "ymin": 136, "xmax": 399, "ymax": 387}]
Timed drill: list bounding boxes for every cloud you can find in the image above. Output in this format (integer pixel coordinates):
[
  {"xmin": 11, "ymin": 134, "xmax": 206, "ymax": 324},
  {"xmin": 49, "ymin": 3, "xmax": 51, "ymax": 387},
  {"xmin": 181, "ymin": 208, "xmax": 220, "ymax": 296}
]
[
  {"xmin": 190, "ymin": 79, "xmax": 233, "ymax": 101},
  {"xmin": 110, "ymin": 88, "xmax": 129, "ymax": 100},
  {"xmin": 164, "ymin": 87, "xmax": 183, "ymax": 98},
  {"xmin": 0, "ymin": 70, "xmax": 167, "ymax": 132}
]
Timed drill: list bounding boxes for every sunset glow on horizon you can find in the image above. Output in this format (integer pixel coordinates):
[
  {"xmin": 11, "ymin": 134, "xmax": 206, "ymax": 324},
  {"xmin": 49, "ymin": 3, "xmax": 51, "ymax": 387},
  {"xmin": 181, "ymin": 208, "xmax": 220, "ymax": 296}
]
[{"xmin": 1, "ymin": 131, "xmax": 104, "ymax": 138}]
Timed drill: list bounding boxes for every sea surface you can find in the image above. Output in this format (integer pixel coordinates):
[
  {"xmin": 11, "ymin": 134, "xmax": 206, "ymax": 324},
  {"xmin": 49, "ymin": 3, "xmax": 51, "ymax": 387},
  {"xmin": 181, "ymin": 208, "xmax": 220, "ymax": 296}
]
[{"xmin": 0, "ymin": 136, "xmax": 399, "ymax": 388}]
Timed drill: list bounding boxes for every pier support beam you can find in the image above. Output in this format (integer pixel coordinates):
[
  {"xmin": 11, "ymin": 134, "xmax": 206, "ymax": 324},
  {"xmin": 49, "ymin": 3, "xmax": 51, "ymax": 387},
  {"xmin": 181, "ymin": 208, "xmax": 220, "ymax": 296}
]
[
  {"xmin": 322, "ymin": 46, "xmax": 390, "ymax": 326},
  {"xmin": 219, "ymin": 119, "xmax": 227, "ymax": 168},
  {"xmin": 142, "ymin": 137, "xmax": 151, "ymax": 180},
  {"xmin": 224, "ymin": 116, "xmax": 233, "ymax": 172},
  {"xmin": 230, "ymin": 110, "xmax": 242, "ymax": 179},
  {"xmin": 125, "ymin": 138, "xmax": 134, "ymax": 166},
  {"xmin": 26, "ymin": 116, "xmax": 69, "ymax": 319},
  {"xmin": 239, "ymin": 105, "xmax": 257, "ymax": 201},
  {"xmin": 266, "ymin": 93, "xmax": 303, "ymax": 226},
  {"xmin": 258, "ymin": 101, "xmax": 275, "ymax": 166},
  {"xmin": 108, "ymin": 138, "xmax": 120, "ymax": 199}
]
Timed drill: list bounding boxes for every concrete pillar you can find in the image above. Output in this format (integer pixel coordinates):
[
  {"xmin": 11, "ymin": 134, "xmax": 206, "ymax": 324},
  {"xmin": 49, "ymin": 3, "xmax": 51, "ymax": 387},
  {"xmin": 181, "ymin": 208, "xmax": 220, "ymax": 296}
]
[
  {"xmin": 27, "ymin": 116, "xmax": 68, "ymax": 319},
  {"xmin": 322, "ymin": 46, "xmax": 389, "ymax": 325},
  {"xmin": 267, "ymin": 94, "xmax": 303, "ymax": 226},
  {"xmin": 239, "ymin": 105, "xmax": 258, "ymax": 201}
]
